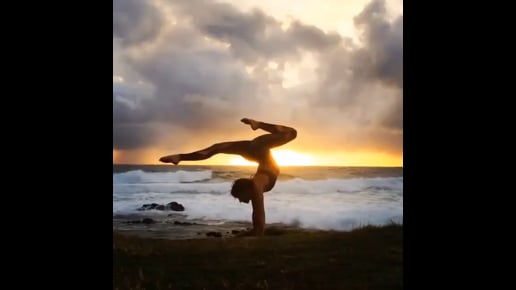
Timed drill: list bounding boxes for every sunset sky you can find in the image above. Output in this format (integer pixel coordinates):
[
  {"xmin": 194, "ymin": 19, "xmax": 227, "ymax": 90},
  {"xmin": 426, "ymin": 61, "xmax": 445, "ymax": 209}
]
[{"xmin": 113, "ymin": 0, "xmax": 403, "ymax": 166}]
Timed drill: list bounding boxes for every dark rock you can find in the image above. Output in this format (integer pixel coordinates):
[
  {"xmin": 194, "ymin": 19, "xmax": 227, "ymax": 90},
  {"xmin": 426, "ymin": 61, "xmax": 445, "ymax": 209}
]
[
  {"xmin": 206, "ymin": 232, "xmax": 222, "ymax": 238},
  {"xmin": 174, "ymin": 221, "xmax": 198, "ymax": 226},
  {"xmin": 138, "ymin": 201, "xmax": 185, "ymax": 211},
  {"xmin": 231, "ymin": 230, "xmax": 241, "ymax": 234},
  {"xmin": 137, "ymin": 203, "xmax": 160, "ymax": 211},
  {"xmin": 167, "ymin": 202, "xmax": 185, "ymax": 211},
  {"xmin": 125, "ymin": 218, "xmax": 156, "ymax": 224},
  {"xmin": 142, "ymin": 218, "xmax": 156, "ymax": 224}
]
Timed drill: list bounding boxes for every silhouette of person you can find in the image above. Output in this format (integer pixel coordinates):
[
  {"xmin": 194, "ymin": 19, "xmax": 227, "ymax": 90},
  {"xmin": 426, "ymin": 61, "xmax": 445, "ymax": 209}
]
[{"xmin": 159, "ymin": 118, "xmax": 297, "ymax": 236}]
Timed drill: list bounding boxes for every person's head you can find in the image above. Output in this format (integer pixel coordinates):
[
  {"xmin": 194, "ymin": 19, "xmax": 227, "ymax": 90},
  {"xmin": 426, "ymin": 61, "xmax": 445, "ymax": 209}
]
[{"xmin": 231, "ymin": 178, "xmax": 255, "ymax": 203}]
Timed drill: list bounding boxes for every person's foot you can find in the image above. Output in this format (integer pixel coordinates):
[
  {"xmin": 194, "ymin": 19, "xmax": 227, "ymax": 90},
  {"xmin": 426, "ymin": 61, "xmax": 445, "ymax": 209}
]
[
  {"xmin": 159, "ymin": 154, "xmax": 180, "ymax": 165},
  {"xmin": 241, "ymin": 118, "xmax": 259, "ymax": 130}
]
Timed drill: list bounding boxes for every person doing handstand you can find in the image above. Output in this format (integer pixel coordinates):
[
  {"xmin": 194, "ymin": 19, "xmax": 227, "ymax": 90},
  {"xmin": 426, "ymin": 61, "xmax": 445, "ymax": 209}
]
[{"xmin": 159, "ymin": 118, "xmax": 297, "ymax": 236}]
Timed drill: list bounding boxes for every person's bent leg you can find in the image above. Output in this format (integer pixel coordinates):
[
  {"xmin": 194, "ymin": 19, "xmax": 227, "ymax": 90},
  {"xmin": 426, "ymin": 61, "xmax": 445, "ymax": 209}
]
[
  {"xmin": 256, "ymin": 121, "xmax": 296, "ymax": 136},
  {"xmin": 248, "ymin": 121, "xmax": 297, "ymax": 149},
  {"xmin": 242, "ymin": 118, "xmax": 297, "ymax": 136}
]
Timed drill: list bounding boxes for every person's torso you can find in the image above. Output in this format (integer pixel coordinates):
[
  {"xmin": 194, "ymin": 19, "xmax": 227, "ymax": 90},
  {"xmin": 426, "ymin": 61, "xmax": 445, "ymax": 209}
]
[
  {"xmin": 241, "ymin": 142, "xmax": 279, "ymax": 192},
  {"xmin": 243, "ymin": 148, "xmax": 278, "ymax": 172}
]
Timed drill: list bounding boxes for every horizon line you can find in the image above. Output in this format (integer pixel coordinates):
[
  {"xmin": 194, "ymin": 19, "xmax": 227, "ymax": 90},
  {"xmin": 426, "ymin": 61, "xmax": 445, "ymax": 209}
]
[{"xmin": 113, "ymin": 163, "xmax": 403, "ymax": 168}]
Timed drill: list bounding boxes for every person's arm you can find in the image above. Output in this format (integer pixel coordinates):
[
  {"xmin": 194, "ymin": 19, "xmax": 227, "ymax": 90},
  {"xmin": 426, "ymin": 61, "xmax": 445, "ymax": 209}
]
[{"xmin": 250, "ymin": 185, "xmax": 265, "ymax": 236}]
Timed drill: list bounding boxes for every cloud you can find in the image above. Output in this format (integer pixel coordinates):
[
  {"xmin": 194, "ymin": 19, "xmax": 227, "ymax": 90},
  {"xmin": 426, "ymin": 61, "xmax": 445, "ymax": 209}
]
[
  {"xmin": 310, "ymin": 0, "xmax": 403, "ymax": 145},
  {"xmin": 113, "ymin": 0, "xmax": 165, "ymax": 45},
  {"xmin": 113, "ymin": 0, "xmax": 403, "ymax": 157},
  {"xmin": 171, "ymin": 0, "xmax": 341, "ymax": 63},
  {"xmin": 353, "ymin": 0, "xmax": 403, "ymax": 89}
]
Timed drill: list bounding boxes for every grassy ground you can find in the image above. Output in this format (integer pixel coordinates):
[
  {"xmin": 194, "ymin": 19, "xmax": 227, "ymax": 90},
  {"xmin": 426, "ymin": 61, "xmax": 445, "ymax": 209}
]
[{"xmin": 114, "ymin": 224, "xmax": 402, "ymax": 290}]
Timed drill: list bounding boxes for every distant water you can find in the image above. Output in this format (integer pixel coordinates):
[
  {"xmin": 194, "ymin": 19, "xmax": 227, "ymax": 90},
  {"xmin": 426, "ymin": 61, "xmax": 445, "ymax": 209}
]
[{"xmin": 113, "ymin": 165, "xmax": 403, "ymax": 239}]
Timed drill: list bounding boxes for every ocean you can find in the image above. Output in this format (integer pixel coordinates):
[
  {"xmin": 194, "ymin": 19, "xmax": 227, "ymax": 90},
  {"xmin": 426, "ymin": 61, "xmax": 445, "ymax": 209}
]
[{"xmin": 113, "ymin": 165, "xmax": 403, "ymax": 239}]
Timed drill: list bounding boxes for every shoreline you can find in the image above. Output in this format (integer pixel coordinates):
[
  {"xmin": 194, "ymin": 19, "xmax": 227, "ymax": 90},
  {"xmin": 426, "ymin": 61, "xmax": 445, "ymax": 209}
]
[
  {"xmin": 113, "ymin": 216, "xmax": 323, "ymax": 240},
  {"xmin": 113, "ymin": 213, "xmax": 400, "ymax": 240}
]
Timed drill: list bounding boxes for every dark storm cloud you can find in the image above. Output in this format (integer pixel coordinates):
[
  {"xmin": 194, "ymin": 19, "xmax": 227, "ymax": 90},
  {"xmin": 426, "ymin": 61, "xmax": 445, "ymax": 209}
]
[
  {"xmin": 113, "ymin": 123, "xmax": 156, "ymax": 150},
  {"xmin": 355, "ymin": 0, "xmax": 403, "ymax": 131},
  {"xmin": 113, "ymin": 0, "xmax": 341, "ymax": 150},
  {"xmin": 353, "ymin": 0, "xmax": 403, "ymax": 88},
  {"xmin": 171, "ymin": 0, "xmax": 341, "ymax": 63},
  {"xmin": 113, "ymin": 0, "xmax": 403, "ymax": 156},
  {"xmin": 113, "ymin": 23, "xmax": 261, "ymax": 149},
  {"xmin": 314, "ymin": 0, "xmax": 403, "ymax": 134},
  {"xmin": 125, "ymin": 35, "xmax": 259, "ymax": 125},
  {"xmin": 113, "ymin": 0, "xmax": 165, "ymax": 45}
]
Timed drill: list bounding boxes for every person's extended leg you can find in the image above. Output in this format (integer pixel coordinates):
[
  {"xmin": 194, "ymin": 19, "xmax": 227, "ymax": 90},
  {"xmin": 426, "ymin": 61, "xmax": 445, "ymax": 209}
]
[
  {"xmin": 241, "ymin": 118, "xmax": 297, "ymax": 149},
  {"xmin": 159, "ymin": 141, "xmax": 251, "ymax": 165}
]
